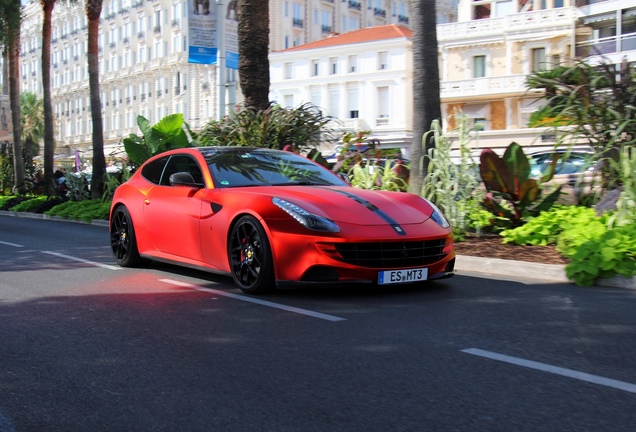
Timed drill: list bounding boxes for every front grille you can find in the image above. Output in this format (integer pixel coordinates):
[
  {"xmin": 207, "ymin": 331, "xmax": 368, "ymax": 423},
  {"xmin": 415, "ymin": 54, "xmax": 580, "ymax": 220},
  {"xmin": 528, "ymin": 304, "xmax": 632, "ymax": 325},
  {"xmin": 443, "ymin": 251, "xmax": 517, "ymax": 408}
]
[{"xmin": 333, "ymin": 240, "xmax": 447, "ymax": 268}]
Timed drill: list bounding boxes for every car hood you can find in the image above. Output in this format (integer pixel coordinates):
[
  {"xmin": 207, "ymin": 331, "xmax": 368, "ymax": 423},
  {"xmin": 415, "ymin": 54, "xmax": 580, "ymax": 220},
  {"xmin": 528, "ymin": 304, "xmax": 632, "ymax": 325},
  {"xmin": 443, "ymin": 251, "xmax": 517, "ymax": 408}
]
[{"xmin": 260, "ymin": 185, "xmax": 434, "ymax": 225}]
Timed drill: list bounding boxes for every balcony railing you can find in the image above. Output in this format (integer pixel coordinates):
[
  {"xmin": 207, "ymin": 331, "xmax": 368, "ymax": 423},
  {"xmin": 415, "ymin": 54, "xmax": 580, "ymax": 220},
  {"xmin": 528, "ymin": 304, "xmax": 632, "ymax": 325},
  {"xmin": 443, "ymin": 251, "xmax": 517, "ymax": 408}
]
[
  {"xmin": 373, "ymin": 7, "xmax": 386, "ymax": 18},
  {"xmin": 348, "ymin": 1, "xmax": 361, "ymax": 11},
  {"xmin": 292, "ymin": 17, "xmax": 304, "ymax": 28},
  {"xmin": 575, "ymin": 32, "xmax": 636, "ymax": 57},
  {"xmin": 437, "ymin": 7, "xmax": 577, "ymax": 42},
  {"xmin": 440, "ymin": 74, "xmax": 535, "ymax": 99}
]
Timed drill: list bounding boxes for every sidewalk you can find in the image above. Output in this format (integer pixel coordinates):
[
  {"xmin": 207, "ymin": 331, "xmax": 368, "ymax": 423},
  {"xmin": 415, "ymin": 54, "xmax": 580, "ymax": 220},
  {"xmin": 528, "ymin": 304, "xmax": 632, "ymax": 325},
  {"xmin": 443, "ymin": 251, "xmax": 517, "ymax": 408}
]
[{"xmin": 2, "ymin": 210, "xmax": 635, "ymax": 289}]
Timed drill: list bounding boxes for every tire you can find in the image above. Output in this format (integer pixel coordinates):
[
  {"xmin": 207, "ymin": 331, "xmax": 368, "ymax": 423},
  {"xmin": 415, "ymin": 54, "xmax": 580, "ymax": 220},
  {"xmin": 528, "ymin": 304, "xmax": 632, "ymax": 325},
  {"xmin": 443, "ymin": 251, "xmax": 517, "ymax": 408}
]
[
  {"xmin": 110, "ymin": 205, "xmax": 142, "ymax": 267},
  {"xmin": 228, "ymin": 215, "xmax": 275, "ymax": 294}
]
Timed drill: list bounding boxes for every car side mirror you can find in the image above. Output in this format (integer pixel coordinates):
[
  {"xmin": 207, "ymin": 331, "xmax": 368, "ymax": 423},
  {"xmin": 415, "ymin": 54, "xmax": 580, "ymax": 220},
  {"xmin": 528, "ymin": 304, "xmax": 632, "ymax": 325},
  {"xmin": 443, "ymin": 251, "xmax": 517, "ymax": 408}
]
[{"xmin": 169, "ymin": 172, "xmax": 203, "ymax": 188}]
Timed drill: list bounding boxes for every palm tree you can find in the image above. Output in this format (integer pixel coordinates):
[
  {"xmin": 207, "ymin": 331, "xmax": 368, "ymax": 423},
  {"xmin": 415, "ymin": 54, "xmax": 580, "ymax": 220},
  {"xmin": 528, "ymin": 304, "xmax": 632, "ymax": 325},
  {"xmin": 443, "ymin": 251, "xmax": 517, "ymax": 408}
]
[
  {"xmin": 408, "ymin": 0, "xmax": 442, "ymax": 195},
  {"xmin": 0, "ymin": 0, "xmax": 27, "ymax": 193},
  {"xmin": 86, "ymin": 0, "xmax": 106, "ymax": 199},
  {"xmin": 236, "ymin": 0, "xmax": 270, "ymax": 111},
  {"xmin": 40, "ymin": 0, "xmax": 57, "ymax": 196},
  {"xmin": 20, "ymin": 91, "xmax": 45, "ymax": 177}
]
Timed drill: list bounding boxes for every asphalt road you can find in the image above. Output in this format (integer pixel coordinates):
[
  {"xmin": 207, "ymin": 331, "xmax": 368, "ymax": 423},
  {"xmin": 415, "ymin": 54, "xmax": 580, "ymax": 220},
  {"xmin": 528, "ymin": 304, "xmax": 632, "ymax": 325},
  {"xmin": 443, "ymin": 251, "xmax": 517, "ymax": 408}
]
[{"xmin": 1, "ymin": 215, "xmax": 636, "ymax": 432}]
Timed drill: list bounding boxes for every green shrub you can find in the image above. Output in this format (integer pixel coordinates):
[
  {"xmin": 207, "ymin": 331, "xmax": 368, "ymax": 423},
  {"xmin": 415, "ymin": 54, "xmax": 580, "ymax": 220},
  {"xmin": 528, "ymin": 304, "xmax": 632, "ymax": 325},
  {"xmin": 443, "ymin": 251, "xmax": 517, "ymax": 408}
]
[
  {"xmin": 500, "ymin": 206, "xmax": 598, "ymax": 246},
  {"xmin": 45, "ymin": 200, "xmax": 111, "ymax": 222},
  {"xmin": 1, "ymin": 195, "xmax": 31, "ymax": 210},
  {"xmin": 421, "ymin": 116, "xmax": 484, "ymax": 240},
  {"xmin": 564, "ymin": 224, "xmax": 636, "ymax": 286},
  {"xmin": 501, "ymin": 205, "xmax": 636, "ymax": 286},
  {"xmin": 10, "ymin": 196, "xmax": 67, "ymax": 213}
]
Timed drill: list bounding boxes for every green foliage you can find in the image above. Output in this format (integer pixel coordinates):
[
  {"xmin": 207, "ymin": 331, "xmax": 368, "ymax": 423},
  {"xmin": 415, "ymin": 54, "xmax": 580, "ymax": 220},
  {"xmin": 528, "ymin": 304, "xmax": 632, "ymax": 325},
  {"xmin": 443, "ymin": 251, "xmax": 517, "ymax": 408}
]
[
  {"xmin": 199, "ymin": 103, "xmax": 339, "ymax": 155},
  {"xmin": 605, "ymin": 144, "xmax": 636, "ymax": 228},
  {"xmin": 501, "ymin": 205, "xmax": 636, "ymax": 286},
  {"xmin": 8, "ymin": 195, "xmax": 66, "ymax": 213},
  {"xmin": 564, "ymin": 224, "xmax": 636, "ymax": 286},
  {"xmin": 501, "ymin": 206, "xmax": 598, "ymax": 246},
  {"xmin": 526, "ymin": 59, "xmax": 636, "ymax": 190},
  {"xmin": 421, "ymin": 117, "xmax": 484, "ymax": 239},
  {"xmin": 44, "ymin": 199, "xmax": 111, "ymax": 222},
  {"xmin": 65, "ymin": 172, "xmax": 91, "ymax": 202},
  {"xmin": 0, "ymin": 195, "xmax": 29, "ymax": 210},
  {"xmin": 348, "ymin": 159, "xmax": 408, "ymax": 192},
  {"xmin": 480, "ymin": 142, "xmax": 561, "ymax": 227},
  {"xmin": 0, "ymin": 142, "xmax": 14, "ymax": 194},
  {"xmin": 123, "ymin": 114, "xmax": 196, "ymax": 166}
]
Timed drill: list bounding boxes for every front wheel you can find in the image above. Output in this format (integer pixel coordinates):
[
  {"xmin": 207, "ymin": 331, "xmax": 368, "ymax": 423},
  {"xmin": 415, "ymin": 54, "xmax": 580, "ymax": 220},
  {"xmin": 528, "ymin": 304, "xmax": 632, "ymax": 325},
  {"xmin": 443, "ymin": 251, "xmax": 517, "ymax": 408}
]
[
  {"xmin": 228, "ymin": 215, "xmax": 275, "ymax": 294},
  {"xmin": 110, "ymin": 206, "xmax": 142, "ymax": 267}
]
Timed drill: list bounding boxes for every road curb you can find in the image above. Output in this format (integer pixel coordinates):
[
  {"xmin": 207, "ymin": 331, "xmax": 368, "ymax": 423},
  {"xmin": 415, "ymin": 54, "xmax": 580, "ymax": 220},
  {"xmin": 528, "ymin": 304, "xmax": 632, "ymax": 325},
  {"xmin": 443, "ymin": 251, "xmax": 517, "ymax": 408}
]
[{"xmin": 456, "ymin": 254, "xmax": 636, "ymax": 290}]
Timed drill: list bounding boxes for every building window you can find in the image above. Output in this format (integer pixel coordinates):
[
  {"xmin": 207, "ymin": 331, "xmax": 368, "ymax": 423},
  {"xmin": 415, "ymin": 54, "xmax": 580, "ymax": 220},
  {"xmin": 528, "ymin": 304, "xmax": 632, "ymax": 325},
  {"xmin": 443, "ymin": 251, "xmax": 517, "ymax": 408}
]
[
  {"xmin": 377, "ymin": 86, "xmax": 389, "ymax": 125},
  {"xmin": 348, "ymin": 55, "xmax": 357, "ymax": 73},
  {"xmin": 473, "ymin": 55, "xmax": 486, "ymax": 78},
  {"xmin": 329, "ymin": 57, "xmax": 337, "ymax": 75},
  {"xmin": 284, "ymin": 95, "xmax": 293, "ymax": 108},
  {"xmin": 312, "ymin": 60, "xmax": 319, "ymax": 77},
  {"xmin": 532, "ymin": 47, "xmax": 546, "ymax": 72},
  {"xmin": 378, "ymin": 51, "xmax": 388, "ymax": 70},
  {"xmin": 347, "ymin": 87, "xmax": 359, "ymax": 119},
  {"xmin": 284, "ymin": 62, "xmax": 293, "ymax": 79}
]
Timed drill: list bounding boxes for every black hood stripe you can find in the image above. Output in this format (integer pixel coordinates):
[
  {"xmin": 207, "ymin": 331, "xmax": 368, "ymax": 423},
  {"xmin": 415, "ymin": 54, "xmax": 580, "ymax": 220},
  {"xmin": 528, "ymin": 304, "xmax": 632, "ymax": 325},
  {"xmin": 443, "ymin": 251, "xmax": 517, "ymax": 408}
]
[{"xmin": 322, "ymin": 187, "xmax": 406, "ymax": 236}]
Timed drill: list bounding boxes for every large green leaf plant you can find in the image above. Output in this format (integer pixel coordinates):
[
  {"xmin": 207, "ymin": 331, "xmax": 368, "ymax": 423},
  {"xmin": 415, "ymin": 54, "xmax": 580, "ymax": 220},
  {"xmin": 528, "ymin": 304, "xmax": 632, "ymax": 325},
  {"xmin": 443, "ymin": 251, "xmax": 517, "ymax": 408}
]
[{"xmin": 123, "ymin": 114, "xmax": 197, "ymax": 166}]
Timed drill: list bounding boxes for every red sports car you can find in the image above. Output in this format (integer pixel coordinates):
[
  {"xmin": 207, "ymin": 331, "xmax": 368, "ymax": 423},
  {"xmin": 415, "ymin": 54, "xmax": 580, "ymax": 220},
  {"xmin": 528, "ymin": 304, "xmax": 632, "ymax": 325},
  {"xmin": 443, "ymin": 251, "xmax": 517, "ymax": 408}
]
[{"xmin": 110, "ymin": 147, "xmax": 455, "ymax": 294}]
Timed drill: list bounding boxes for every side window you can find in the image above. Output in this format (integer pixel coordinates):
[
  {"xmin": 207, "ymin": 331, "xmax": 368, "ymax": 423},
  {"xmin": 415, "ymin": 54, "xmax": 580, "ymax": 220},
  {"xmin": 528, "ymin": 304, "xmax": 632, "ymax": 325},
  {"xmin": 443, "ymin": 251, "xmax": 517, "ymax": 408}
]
[
  {"xmin": 160, "ymin": 155, "xmax": 204, "ymax": 185},
  {"xmin": 141, "ymin": 156, "xmax": 169, "ymax": 184}
]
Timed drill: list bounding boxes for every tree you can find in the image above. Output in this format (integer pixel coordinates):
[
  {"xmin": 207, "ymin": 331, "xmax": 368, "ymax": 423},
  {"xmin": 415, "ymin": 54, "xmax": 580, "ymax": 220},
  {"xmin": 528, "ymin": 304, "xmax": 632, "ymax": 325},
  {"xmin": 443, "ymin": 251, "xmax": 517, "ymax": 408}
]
[
  {"xmin": 20, "ymin": 91, "xmax": 45, "ymax": 177},
  {"xmin": 237, "ymin": 0, "xmax": 270, "ymax": 111},
  {"xmin": 0, "ymin": 0, "xmax": 27, "ymax": 194},
  {"xmin": 526, "ymin": 58, "xmax": 636, "ymax": 189},
  {"xmin": 86, "ymin": 0, "xmax": 106, "ymax": 199},
  {"xmin": 408, "ymin": 0, "xmax": 442, "ymax": 195},
  {"xmin": 40, "ymin": 0, "xmax": 58, "ymax": 196}
]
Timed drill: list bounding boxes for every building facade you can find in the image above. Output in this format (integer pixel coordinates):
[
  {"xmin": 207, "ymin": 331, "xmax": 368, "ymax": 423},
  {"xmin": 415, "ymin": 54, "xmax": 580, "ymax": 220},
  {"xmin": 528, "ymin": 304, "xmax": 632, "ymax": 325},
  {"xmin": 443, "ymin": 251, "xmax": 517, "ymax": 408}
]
[
  {"xmin": 269, "ymin": 25, "xmax": 414, "ymax": 149},
  {"xmin": 10, "ymin": 0, "xmax": 636, "ymax": 163},
  {"xmin": 271, "ymin": 0, "xmax": 636, "ymax": 156}
]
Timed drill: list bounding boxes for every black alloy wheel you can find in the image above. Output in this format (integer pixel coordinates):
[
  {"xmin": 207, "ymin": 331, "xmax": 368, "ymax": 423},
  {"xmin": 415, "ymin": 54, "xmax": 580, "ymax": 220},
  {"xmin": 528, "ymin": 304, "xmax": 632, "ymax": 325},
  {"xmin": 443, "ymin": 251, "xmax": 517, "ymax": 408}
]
[
  {"xmin": 110, "ymin": 206, "xmax": 142, "ymax": 267},
  {"xmin": 228, "ymin": 215, "xmax": 274, "ymax": 294}
]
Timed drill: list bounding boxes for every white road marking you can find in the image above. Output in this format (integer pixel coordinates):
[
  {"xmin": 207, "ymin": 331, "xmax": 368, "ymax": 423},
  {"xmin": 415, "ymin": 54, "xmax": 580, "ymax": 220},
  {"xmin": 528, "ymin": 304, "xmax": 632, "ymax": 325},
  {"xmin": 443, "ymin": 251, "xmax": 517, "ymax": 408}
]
[
  {"xmin": 462, "ymin": 348, "xmax": 636, "ymax": 394},
  {"xmin": 159, "ymin": 278, "xmax": 347, "ymax": 322},
  {"xmin": 0, "ymin": 240, "xmax": 24, "ymax": 247},
  {"xmin": 41, "ymin": 251, "xmax": 122, "ymax": 271}
]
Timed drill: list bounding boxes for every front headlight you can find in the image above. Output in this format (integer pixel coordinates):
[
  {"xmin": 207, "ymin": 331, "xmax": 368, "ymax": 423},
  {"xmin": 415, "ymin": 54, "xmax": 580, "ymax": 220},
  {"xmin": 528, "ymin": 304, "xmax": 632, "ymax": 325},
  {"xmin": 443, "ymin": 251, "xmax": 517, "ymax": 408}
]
[
  {"xmin": 273, "ymin": 198, "xmax": 341, "ymax": 233},
  {"xmin": 424, "ymin": 199, "xmax": 450, "ymax": 228}
]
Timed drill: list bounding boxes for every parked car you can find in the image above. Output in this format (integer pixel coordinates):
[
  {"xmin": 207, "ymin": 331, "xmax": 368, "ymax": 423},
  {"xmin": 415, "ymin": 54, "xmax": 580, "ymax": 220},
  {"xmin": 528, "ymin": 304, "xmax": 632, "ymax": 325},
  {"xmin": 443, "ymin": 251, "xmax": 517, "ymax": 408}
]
[
  {"xmin": 109, "ymin": 147, "xmax": 455, "ymax": 294},
  {"xmin": 527, "ymin": 148, "xmax": 597, "ymax": 204}
]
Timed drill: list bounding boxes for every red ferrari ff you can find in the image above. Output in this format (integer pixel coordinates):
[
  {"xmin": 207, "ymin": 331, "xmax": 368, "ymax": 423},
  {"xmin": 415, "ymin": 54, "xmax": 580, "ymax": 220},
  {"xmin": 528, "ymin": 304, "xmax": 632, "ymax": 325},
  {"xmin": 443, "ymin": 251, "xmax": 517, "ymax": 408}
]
[{"xmin": 110, "ymin": 147, "xmax": 455, "ymax": 294}]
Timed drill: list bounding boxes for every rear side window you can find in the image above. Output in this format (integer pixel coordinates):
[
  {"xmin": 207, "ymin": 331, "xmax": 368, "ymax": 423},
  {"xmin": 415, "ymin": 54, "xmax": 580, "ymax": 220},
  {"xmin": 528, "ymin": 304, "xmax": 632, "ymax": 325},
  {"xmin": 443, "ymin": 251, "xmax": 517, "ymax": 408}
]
[
  {"xmin": 160, "ymin": 155, "xmax": 204, "ymax": 185},
  {"xmin": 141, "ymin": 156, "xmax": 170, "ymax": 185}
]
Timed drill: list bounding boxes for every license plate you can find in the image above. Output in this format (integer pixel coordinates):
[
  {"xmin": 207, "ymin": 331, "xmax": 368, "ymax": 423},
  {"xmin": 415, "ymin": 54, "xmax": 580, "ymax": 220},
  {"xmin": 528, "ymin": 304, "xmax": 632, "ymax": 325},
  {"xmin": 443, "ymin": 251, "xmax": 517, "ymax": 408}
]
[{"xmin": 378, "ymin": 267, "xmax": 428, "ymax": 285}]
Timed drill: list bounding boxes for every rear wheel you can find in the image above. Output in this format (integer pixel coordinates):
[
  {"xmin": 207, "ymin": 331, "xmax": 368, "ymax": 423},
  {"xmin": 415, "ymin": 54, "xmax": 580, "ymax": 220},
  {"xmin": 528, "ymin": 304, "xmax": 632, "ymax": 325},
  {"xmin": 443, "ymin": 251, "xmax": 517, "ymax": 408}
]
[
  {"xmin": 110, "ymin": 206, "xmax": 142, "ymax": 267},
  {"xmin": 228, "ymin": 215, "xmax": 274, "ymax": 294}
]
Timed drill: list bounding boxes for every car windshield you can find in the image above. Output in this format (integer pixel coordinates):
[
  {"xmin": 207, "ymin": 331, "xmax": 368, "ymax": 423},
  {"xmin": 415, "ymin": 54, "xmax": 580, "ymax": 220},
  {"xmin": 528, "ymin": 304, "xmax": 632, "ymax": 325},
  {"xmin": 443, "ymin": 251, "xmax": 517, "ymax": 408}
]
[
  {"xmin": 203, "ymin": 148, "xmax": 348, "ymax": 188},
  {"xmin": 529, "ymin": 152, "xmax": 593, "ymax": 178}
]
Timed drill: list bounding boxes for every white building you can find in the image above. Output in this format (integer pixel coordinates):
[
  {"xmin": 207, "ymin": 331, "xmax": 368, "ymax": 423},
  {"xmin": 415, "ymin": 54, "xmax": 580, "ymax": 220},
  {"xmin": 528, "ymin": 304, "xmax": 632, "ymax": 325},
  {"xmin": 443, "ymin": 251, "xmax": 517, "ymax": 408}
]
[
  {"xmin": 269, "ymin": 24, "xmax": 414, "ymax": 148},
  {"xmin": 271, "ymin": 0, "xmax": 636, "ymax": 156},
  {"xmin": 10, "ymin": 0, "xmax": 636, "ymax": 162}
]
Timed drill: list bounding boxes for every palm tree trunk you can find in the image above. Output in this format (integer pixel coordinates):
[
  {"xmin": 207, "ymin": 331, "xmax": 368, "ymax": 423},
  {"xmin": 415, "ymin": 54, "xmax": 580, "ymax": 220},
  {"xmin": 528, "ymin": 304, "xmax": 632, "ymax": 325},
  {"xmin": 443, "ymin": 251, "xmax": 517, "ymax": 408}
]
[
  {"xmin": 7, "ymin": 0, "xmax": 26, "ymax": 194},
  {"xmin": 409, "ymin": 0, "xmax": 441, "ymax": 195},
  {"xmin": 237, "ymin": 0, "xmax": 270, "ymax": 111},
  {"xmin": 41, "ymin": 0, "xmax": 57, "ymax": 196},
  {"xmin": 86, "ymin": 0, "xmax": 106, "ymax": 199}
]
